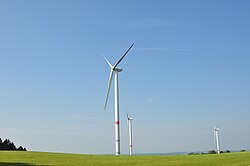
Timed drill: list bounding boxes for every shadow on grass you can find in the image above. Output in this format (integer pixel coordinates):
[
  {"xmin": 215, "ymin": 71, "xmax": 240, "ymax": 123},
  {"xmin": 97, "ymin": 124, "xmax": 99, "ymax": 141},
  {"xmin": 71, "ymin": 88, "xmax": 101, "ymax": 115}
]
[{"xmin": 0, "ymin": 162, "xmax": 38, "ymax": 166}]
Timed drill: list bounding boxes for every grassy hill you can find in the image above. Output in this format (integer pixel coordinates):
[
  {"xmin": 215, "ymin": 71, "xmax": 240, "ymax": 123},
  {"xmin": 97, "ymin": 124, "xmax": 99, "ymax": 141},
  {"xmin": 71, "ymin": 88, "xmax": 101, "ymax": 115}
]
[{"xmin": 0, "ymin": 151, "xmax": 249, "ymax": 165}]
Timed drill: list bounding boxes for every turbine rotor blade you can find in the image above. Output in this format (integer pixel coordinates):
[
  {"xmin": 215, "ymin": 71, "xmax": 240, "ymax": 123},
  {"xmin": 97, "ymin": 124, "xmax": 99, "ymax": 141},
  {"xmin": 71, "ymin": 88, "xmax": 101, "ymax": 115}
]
[
  {"xmin": 214, "ymin": 127, "xmax": 216, "ymax": 143},
  {"xmin": 102, "ymin": 54, "xmax": 113, "ymax": 69},
  {"xmin": 104, "ymin": 70, "xmax": 114, "ymax": 110},
  {"xmin": 113, "ymin": 43, "xmax": 134, "ymax": 68},
  {"xmin": 214, "ymin": 124, "xmax": 216, "ymax": 141},
  {"xmin": 126, "ymin": 112, "xmax": 129, "ymax": 120}
]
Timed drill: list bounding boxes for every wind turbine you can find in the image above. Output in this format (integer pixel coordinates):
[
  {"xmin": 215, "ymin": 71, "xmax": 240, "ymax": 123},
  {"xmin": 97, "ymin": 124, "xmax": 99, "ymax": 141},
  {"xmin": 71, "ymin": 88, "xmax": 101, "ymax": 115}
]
[
  {"xmin": 104, "ymin": 44, "xmax": 134, "ymax": 155},
  {"xmin": 214, "ymin": 125, "xmax": 220, "ymax": 154},
  {"xmin": 126, "ymin": 112, "xmax": 134, "ymax": 156}
]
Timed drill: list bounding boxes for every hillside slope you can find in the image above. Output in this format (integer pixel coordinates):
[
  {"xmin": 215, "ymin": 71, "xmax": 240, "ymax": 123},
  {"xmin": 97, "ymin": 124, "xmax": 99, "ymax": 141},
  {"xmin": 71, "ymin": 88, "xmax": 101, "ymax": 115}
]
[{"xmin": 0, "ymin": 151, "xmax": 249, "ymax": 165}]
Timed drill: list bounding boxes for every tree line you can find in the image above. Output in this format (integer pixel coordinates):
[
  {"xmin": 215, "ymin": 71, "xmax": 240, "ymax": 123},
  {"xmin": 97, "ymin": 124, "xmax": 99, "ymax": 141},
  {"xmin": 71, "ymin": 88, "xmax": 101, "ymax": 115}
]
[
  {"xmin": 0, "ymin": 138, "xmax": 27, "ymax": 151},
  {"xmin": 188, "ymin": 149, "xmax": 246, "ymax": 155}
]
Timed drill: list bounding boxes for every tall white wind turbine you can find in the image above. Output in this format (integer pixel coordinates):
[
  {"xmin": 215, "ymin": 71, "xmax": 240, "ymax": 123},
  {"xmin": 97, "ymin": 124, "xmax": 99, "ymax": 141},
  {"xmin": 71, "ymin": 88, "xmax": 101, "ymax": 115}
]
[
  {"xmin": 214, "ymin": 125, "xmax": 220, "ymax": 154},
  {"xmin": 126, "ymin": 112, "xmax": 134, "ymax": 156},
  {"xmin": 104, "ymin": 44, "xmax": 134, "ymax": 156}
]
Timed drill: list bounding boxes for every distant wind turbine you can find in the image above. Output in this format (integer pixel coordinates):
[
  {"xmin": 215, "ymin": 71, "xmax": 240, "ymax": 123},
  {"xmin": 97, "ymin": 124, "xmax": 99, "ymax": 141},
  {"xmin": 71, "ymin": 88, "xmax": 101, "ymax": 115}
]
[
  {"xmin": 214, "ymin": 125, "xmax": 220, "ymax": 154},
  {"xmin": 103, "ymin": 44, "xmax": 134, "ymax": 155},
  {"xmin": 126, "ymin": 112, "xmax": 134, "ymax": 156}
]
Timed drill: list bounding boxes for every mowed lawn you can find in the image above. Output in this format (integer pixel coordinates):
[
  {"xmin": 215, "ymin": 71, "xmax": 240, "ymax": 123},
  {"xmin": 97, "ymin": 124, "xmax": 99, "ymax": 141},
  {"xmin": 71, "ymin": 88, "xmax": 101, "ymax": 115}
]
[{"xmin": 0, "ymin": 151, "xmax": 249, "ymax": 166}]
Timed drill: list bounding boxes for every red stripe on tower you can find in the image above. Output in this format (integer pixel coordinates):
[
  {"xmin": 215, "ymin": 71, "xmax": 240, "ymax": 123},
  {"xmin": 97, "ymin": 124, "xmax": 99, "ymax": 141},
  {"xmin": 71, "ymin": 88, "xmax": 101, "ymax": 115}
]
[
  {"xmin": 130, "ymin": 145, "xmax": 132, "ymax": 147},
  {"xmin": 115, "ymin": 121, "xmax": 119, "ymax": 125}
]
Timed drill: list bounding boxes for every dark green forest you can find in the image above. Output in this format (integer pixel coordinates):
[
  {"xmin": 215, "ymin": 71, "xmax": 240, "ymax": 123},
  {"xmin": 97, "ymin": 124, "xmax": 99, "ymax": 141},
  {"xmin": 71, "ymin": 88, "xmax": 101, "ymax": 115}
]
[{"xmin": 0, "ymin": 138, "xmax": 26, "ymax": 151}]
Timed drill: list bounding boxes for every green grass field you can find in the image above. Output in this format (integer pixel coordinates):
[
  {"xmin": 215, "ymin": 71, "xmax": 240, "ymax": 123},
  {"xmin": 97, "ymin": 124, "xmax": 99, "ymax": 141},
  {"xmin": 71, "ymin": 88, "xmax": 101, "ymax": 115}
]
[{"xmin": 0, "ymin": 151, "xmax": 249, "ymax": 166}]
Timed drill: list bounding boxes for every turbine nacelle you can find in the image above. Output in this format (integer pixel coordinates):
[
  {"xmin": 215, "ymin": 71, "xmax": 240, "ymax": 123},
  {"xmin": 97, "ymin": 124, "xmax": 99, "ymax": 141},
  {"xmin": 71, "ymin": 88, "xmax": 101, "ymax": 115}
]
[
  {"xmin": 214, "ymin": 124, "xmax": 219, "ymax": 131},
  {"xmin": 126, "ymin": 112, "xmax": 134, "ymax": 121},
  {"xmin": 113, "ymin": 67, "xmax": 122, "ymax": 72}
]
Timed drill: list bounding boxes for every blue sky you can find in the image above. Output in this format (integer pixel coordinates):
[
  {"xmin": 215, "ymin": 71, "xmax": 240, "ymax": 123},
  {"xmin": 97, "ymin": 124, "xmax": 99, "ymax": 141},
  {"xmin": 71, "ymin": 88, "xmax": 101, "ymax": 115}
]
[{"xmin": 0, "ymin": 0, "xmax": 250, "ymax": 154}]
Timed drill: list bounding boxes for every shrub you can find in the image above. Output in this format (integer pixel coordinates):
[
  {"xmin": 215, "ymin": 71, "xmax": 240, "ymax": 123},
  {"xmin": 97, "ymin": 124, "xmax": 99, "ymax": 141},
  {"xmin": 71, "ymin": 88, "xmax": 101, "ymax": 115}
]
[{"xmin": 188, "ymin": 152, "xmax": 200, "ymax": 155}]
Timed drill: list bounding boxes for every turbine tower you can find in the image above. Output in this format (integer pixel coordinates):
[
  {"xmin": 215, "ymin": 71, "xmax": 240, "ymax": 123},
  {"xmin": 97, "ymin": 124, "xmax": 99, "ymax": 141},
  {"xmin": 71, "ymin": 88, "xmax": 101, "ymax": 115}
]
[
  {"xmin": 104, "ymin": 44, "xmax": 134, "ymax": 155},
  {"xmin": 214, "ymin": 125, "xmax": 220, "ymax": 154},
  {"xmin": 126, "ymin": 112, "xmax": 134, "ymax": 156}
]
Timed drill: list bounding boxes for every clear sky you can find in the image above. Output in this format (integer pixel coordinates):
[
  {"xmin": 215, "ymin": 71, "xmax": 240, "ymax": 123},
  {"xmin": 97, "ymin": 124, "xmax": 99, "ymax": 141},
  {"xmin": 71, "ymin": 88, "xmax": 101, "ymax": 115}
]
[{"xmin": 0, "ymin": 0, "xmax": 250, "ymax": 154}]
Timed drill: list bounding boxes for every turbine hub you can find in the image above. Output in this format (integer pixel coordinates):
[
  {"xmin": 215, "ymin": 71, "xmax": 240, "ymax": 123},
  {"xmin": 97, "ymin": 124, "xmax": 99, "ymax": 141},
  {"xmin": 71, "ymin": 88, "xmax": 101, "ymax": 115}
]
[{"xmin": 113, "ymin": 67, "xmax": 122, "ymax": 72}]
